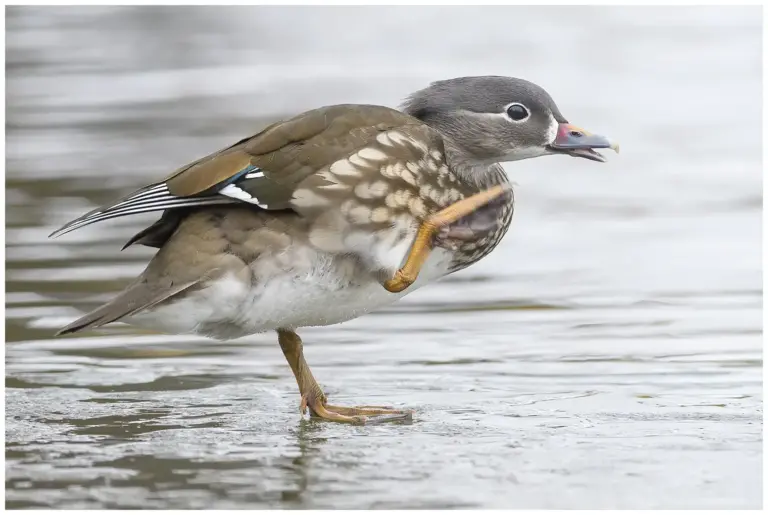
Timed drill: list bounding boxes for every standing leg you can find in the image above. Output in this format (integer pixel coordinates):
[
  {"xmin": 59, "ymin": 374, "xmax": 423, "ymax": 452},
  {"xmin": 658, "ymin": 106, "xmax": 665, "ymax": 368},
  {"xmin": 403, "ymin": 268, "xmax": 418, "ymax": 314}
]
[{"xmin": 277, "ymin": 329, "xmax": 413, "ymax": 425}]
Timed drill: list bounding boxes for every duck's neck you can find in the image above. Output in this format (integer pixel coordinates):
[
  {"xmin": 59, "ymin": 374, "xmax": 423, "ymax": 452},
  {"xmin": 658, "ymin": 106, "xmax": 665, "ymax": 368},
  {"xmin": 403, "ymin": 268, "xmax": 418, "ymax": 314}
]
[{"xmin": 443, "ymin": 139, "xmax": 509, "ymax": 191}]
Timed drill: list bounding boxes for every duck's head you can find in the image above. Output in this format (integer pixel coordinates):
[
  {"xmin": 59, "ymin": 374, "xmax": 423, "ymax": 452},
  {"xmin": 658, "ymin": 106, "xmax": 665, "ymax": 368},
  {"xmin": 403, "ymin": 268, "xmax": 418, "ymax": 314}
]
[{"xmin": 402, "ymin": 75, "xmax": 618, "ymax": 165}]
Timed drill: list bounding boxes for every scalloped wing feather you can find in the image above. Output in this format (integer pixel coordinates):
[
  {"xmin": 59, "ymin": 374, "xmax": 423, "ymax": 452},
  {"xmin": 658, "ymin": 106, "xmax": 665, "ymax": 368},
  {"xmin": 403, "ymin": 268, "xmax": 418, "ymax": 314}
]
[{"xmin": 49, "ymin": 105, "xmax": 441, "ymax": 239}]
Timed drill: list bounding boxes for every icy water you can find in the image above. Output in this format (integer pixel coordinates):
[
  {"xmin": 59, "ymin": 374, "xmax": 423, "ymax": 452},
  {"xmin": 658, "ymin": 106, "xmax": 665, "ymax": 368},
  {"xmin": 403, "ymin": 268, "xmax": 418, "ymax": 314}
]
[{"xmin": 4, "ymin": 6, "xmax": 762, "ymax": 510}]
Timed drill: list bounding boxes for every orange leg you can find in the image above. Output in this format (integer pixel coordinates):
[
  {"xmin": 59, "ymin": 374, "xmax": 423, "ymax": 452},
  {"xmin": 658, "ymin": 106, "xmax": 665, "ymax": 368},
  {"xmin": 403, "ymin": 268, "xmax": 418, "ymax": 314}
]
[
  {"xmin": 277, "ymin": 330, "xmax": 413, "ymax": 425},
  {"xmin": 383, "ymin": 184, "xmax": 510, "ymax": 293}
]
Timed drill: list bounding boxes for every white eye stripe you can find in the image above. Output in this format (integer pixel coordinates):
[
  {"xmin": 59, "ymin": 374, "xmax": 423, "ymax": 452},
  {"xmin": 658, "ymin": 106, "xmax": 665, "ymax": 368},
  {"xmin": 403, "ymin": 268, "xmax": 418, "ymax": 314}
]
[{"xmin": 504, "ymin": 102, "xmax": 530, "ymax": 122}]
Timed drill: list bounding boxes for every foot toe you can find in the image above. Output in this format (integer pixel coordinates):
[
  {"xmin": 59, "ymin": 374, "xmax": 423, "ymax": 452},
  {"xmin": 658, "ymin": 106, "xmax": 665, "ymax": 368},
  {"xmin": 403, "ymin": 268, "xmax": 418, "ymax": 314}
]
[
  {"xmin": 304, "ymin": 398, "xmax": 414, "ymax": 424},
  {"xmin": 361, "ymin": 412, "xmax": 413, "ymax": 425}
]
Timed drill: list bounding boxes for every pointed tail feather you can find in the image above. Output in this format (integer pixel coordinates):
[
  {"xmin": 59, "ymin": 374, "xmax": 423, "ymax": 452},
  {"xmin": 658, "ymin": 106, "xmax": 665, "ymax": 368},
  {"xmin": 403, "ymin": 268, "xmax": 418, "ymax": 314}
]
[
  {"xmin": 56, "ymin": 279, "xmax": 203, "ymax": 336},
  {"xmin": 56, "ymin": 303, "xmax": 128, "ymax": 336}
]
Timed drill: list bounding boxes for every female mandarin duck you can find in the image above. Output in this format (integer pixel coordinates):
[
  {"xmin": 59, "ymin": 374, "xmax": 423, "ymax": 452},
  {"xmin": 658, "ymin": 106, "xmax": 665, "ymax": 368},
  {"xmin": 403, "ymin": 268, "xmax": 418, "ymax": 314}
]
[{"xmin": 52, "ymin": 76, "xmax": 617, "ymax": 424}]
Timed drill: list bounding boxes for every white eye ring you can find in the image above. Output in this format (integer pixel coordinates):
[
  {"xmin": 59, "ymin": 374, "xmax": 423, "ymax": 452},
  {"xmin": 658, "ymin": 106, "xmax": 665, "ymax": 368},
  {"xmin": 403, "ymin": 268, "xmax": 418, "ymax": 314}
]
[{"xmin": 505, "ymin": 103, "xmax": 530, "ymax": 122}]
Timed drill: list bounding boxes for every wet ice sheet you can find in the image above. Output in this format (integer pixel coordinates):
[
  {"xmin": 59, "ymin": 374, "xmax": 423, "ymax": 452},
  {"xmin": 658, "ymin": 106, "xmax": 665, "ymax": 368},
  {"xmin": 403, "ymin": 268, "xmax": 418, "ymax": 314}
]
[{"xmin": 5, "ymin": 5, "xmax": 762, "ymax": 509}]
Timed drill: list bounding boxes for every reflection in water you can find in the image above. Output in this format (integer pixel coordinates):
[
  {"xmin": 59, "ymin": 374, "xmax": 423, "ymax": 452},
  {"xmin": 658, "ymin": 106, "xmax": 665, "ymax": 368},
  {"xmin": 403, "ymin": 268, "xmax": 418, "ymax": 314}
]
[{"xmin": 5, "ymin": 5, "xmax": 762, "ymax": 510}]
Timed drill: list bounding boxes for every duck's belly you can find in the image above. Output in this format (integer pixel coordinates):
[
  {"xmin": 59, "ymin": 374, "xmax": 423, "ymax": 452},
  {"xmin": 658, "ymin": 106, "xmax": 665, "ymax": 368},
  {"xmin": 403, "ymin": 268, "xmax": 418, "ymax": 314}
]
[{"xmin": 128, "ymin": 247, "xmax": 453, "ymax": 340}]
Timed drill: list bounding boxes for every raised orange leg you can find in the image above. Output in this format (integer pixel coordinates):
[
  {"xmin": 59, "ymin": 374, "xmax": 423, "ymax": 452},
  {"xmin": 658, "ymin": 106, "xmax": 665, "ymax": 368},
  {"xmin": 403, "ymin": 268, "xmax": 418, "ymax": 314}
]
[{"xmin": 383, "ymin": 184, "xmax": 511, "ymax": 293}]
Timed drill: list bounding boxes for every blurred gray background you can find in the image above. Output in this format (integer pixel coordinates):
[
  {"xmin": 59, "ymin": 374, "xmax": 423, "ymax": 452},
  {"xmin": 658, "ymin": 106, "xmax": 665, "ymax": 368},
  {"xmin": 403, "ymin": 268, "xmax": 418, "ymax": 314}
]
[{"xmin": 5, "ymin": 6, "xmax": 762, "ymax": 509}]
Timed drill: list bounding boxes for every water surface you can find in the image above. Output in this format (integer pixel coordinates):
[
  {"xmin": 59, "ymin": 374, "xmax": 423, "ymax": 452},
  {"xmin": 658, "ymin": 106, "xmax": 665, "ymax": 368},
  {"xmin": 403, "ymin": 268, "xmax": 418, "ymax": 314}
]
[{"xmin": 5, "ymin": 6, "xmax": 762, "ymax": 509}]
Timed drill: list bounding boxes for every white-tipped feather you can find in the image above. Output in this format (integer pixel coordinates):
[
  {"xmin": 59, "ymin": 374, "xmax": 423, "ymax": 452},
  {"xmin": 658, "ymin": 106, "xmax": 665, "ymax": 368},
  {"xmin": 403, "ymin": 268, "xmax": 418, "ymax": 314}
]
[{"xmin": 219, "ymin": 184, "xmax": 268, "ymax": 207}]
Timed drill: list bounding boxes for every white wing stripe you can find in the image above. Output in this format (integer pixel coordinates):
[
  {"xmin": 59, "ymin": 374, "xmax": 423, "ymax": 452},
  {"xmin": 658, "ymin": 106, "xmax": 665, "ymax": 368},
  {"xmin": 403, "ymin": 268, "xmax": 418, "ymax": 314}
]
[
  {"xmin": 109, "ymin": 188, "xmax": 172, "ymax": 209},
  {"xmin": 121, "ymin": 184, "xmax": 167, "ymax": 201},
  {"xmin": 54, "ymin": 197, "xmax": 234, "ymax": 236},
  {"xmin": 92, "ymin": 197, "xmax": 224, "ymax": 220},
  {"xmin": 51, "ymin": 167, "xmax": 271, "ymax": 238}
]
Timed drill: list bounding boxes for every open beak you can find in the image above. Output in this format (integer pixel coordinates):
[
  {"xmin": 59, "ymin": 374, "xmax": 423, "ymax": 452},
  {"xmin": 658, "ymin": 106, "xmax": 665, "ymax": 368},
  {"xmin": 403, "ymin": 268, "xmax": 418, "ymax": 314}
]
[{"xmin": 548, "ymin": 123, "xmax": 619, "ymax": 162}]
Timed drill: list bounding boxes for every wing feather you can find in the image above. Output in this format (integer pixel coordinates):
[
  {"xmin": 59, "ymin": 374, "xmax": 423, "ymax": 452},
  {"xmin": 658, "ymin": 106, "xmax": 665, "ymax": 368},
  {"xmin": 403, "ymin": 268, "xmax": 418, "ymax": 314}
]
[{"xmin": 50, "ymin": 104, "xmax": 432, "ymax": 239}]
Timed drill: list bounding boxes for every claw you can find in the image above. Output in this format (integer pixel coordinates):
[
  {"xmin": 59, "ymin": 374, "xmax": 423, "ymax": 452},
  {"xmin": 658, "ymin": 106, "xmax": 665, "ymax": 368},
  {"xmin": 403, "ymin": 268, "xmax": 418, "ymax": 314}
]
[{"xmin": 383, "ymin": 270, "xmax": 411, "ymax": 293}]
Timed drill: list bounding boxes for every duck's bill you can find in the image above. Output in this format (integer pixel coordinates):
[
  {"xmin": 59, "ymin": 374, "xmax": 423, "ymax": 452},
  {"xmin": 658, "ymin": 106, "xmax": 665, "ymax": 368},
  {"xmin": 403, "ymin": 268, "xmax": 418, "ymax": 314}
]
[{"xmin": 547, "ymin": 123, "xmax": 619, "ymax": 163}]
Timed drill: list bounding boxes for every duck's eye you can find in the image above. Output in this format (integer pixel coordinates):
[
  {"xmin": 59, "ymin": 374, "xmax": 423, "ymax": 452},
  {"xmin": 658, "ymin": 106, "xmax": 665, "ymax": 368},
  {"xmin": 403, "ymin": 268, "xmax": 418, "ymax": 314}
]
[{"xmin": 506, "ymin": 104, "xmax": 529, "ymax": 121}]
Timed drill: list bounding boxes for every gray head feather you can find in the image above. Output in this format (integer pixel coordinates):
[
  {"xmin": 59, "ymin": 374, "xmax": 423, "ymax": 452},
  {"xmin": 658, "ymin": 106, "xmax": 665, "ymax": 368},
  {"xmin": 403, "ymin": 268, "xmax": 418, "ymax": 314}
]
[{"xmin": 402, "ymin": 76, "xmax": 568, "ymax": 164}]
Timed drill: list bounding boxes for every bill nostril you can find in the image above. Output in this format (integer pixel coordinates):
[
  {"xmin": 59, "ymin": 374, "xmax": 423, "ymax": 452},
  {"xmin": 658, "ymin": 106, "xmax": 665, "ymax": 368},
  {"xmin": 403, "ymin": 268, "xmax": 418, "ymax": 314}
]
[{"xmin": 569, "ymin": 130, "xmax": 583, "ymax": 138}]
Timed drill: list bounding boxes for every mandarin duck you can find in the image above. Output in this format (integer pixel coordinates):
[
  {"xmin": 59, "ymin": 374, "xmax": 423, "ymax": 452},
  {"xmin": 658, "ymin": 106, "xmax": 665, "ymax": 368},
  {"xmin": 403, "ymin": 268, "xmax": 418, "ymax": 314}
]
[{"xmin": 52, "ymin": 76, "xmax": 617, "ymax": 424}]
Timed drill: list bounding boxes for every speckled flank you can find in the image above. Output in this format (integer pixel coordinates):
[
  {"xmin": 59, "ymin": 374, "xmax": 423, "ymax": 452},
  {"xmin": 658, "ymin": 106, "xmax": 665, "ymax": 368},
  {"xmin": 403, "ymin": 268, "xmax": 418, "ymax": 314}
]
[{"xmin": 290, "ymin": 127, "xmax": 499, "ymax": 273}]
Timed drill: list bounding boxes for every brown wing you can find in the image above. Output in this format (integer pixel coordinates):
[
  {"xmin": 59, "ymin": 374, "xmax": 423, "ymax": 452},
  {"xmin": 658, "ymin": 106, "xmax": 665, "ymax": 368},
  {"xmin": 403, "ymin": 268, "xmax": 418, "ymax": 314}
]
[{"xmin": 49, "ymin": 104, "xmax": 426, "ymax": 238}]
